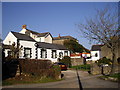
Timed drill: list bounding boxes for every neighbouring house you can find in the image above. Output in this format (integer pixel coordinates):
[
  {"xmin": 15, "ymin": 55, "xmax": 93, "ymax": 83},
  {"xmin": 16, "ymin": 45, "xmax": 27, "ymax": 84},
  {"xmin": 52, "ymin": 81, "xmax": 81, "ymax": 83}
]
[
  {"xmin": 101, "ymin": 41, "xmax": 120, "ymax": 61},
  {"xmin": 3, "ymin": 25, "xmax": 70, "ymax": 62},
  {"xmin": 70, "ymin": 53, "xmax": 82, "ymax": 59},
  {"xmin": 82, "ymin": 53, "xmax": 91, "ymax": 59},
  {"xmin": 53, "ymin": 34, "xmax": 77, "ymax": 45},
  {"xmin": 70, "ymin": 52, "xmax": 91, "ymax": 66},
  {"xmin": 90, "ymin": 45, "xmax": 104, "ymax": 61}
]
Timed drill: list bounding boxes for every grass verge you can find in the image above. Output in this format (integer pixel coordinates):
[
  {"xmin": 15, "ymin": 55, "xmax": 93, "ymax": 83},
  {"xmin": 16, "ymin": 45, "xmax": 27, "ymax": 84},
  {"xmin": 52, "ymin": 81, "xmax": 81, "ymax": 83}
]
[
  {"xmin": 2, "ymin": 75, "xmax": 62, "ymax": 86},
  {"xmin": 99, "ymin": 73, "xmax": 120, "ymax": 82},
  {"xmin": 70, "ymin": 64, "xmax": 90, "ymax": 71}
]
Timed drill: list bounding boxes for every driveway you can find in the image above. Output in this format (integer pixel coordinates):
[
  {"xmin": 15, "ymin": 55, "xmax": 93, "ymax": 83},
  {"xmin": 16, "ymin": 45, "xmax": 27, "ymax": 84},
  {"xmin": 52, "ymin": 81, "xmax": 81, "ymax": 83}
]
[{"xmin": 2, "ymin": 70, "xmax": 119, "ymax": 89}]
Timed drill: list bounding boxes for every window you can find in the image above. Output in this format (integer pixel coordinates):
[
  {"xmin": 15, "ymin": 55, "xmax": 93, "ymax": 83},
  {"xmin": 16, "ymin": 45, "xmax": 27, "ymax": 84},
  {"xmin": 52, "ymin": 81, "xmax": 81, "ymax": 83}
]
[
  {"xmin": 52, "ymin": 50, "xmax": 57, "ymax": 59},
  {"xmin": 39, "ymin": 38, "xmax": 41, "ymax": 42},
  {"xmin": 41, "ymin": 49, "xmax": 47, "ymax": 58},
  {"xmin": 24, "ymin": 48, "xmax": 31, "ymax": 58},
  {"xmin": 8, "ymin": 51, "xmax": 12, "ymax": 56},
  {"xmin": 95, "ymin": 53, "xmax": 98, "ymax": 57},
  {"xmin": 25, "ymin": 31, "xmax": 30, "ymax": 36},
  {"xmin": 64, "ymin": 51, "xmax": 68, "ymax": 56},
  {"xmin": 59, "ymin": 52, "xmax": 63, "ymax": 58}
]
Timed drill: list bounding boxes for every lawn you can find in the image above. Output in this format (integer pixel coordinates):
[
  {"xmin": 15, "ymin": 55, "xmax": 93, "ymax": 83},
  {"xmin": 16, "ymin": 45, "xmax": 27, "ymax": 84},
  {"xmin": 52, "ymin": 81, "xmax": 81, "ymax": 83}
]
[{"xmin": 70, "ymin": 64, "xmax": 91, "ymax": 71}]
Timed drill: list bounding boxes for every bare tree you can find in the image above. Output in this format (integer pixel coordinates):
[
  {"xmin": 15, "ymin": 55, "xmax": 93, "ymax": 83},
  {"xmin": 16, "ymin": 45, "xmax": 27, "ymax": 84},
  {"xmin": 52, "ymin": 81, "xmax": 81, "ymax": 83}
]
[
  {"xmin": 78, "ymin": 5, "xmax": 120, "ymax": 74},
  {"xmin": 10, "ymin": 42, "xmax": 23, "ymax": 58}
]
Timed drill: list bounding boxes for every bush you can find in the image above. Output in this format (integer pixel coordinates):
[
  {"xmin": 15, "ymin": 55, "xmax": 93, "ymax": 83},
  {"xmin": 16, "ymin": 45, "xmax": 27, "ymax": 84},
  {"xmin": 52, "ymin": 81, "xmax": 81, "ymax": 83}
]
[
  {"xmin": 60, "ymin": 56, "xmax": 71, "ymax": 68},
  {"xmin": 19, "ymin": 59, "xmax": 52, "ymax": 75},
  {"xmin": 97, "ymin": 57, "xmax": 112, "ymax": 66},
  {"xmin": 3, "ymin": 58, "xmax": 61, "ymax": 80},
  {"xmin": 19, "ymin": 59, "xmax": 61, "ymax": 79},
  {"xmin": 109, "ymin": 73, "xmax": 120, "ymax": 79},
  {"xmin": 2, "ymin": 58, "xmax": 19, "ymax": 79},
  {"xmin": 49, "ymin": 65, "xmax": 61, "ymax": 79}
]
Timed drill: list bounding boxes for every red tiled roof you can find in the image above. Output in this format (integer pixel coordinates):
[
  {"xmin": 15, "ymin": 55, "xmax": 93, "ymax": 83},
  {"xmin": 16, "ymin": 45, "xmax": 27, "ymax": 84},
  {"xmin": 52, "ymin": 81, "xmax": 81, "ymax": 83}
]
[{"xmin": 70, "ymin": 53, "xmax": 82, "ymax": 57}]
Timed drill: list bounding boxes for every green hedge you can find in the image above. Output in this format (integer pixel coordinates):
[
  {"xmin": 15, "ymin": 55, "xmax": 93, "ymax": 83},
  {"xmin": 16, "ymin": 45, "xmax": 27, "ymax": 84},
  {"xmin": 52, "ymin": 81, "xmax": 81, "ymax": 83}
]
[
  {"xmin": 19, "ymin": 59, "xmax": 61, "ymax": 79},
  {"xmin": 3, "ymin": 58, "xmax": 61, "ymax": 80}
]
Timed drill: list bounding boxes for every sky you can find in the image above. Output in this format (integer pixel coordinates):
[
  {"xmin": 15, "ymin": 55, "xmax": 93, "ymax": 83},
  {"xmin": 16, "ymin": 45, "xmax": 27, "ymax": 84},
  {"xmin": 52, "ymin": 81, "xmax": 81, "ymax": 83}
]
[{"xmin": 2, "ymin": 2, "xmax": 118, "ymax": 49}]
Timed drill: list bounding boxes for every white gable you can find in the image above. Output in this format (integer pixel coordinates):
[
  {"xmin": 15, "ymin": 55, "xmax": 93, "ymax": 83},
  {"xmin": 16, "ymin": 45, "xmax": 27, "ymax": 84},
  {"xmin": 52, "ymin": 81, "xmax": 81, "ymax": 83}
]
[
  {"xmin": 3, "ymin": 32, "xmax": 17, "ymax": 45},
  {"xmin": 45, "ymin": 34, "xmax": 52, "ymax": 43}
]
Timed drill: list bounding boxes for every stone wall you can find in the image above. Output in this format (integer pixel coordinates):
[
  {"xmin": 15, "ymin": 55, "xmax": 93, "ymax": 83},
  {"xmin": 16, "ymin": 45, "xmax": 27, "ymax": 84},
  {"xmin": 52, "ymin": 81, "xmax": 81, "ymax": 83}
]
[
  {"xmin": 90, "ymin": 63, "xmax": 120, "ymax": 75},
  {"xmin": 101, "ymin": 41, "xmax": 120, "ymax": 61},
  {"xmin": 71, "ymin": 58, "xmax": 84, "ymax": 66},
  {"xmin": 53, "ymin": 39, "xmax": 65, "ymax": 45},
  {"xmin": 90, "ymin": 63, "xmax": 101, "ymax": 75}
]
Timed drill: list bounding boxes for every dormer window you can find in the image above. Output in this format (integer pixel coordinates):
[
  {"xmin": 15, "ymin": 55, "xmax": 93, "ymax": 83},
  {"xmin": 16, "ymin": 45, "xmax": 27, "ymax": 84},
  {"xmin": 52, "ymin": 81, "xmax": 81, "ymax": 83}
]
[
  {"xmin": 34, "ymin": 36, "xmax": 36, "ymax": 39},
  {"xmin": 9, "ymin": 41, "xmax": 11, "ymax": 45},
  {"xmin": 25, "ymin": 31, "xmax": 30, "ymax": 36},
  {"xmin": 39, "ymin": 38, "xmax": 41, "ymax": 42}
]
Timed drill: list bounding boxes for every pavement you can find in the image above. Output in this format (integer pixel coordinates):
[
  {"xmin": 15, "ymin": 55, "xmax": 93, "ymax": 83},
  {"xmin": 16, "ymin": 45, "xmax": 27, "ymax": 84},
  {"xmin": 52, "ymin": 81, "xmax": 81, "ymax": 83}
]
[{"xmin": 2, "ymin": 70, "xmax": 119, "ymax": 89}]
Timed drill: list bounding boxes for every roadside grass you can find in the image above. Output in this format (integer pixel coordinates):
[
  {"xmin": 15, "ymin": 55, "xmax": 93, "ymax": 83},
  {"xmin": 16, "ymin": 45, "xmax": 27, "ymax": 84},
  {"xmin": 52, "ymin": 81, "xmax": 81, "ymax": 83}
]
[
  {"xmin": 109, "ymin": 73, "xmax": 120, "ymax": 79},
  {"xmin": 70, "ymin": 64, "xmax": 90, "ymax": 71},
  {"xmin": 99, "ymin": 73, "xmax": 120, "ymax": 82},
  {"xmin": 2, "ymin": 75, "xmax": 62, "ymax": 86}
]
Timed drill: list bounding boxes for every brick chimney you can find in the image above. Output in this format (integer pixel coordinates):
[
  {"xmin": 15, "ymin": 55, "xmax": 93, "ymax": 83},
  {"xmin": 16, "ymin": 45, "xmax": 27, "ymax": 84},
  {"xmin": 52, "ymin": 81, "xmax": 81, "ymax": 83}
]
[
  {"xmin": 22, "ymin": 25, "xmax": 27, "ymax": 29},
  {"xmin": 58, "ymin": 34, "xmax": 61, "ymax": 39},
  {"xmin": 19, "ymin": 25, "xmax": 27, "ymax": 34}
]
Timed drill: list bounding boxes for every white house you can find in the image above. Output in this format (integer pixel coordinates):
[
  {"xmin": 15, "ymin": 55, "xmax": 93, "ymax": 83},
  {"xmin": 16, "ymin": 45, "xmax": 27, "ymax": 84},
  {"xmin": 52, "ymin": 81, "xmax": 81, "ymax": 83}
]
[
  {"xmin": 19, "ymin": 25, "xmax": 53, "ymax": 43},
  {"xmin": 3, "ymin": 25, "xmax": 70, "ymax": 62},
  {"xmin": 90, "ymin": 45, "xmax": 103, "ymax": 61}
]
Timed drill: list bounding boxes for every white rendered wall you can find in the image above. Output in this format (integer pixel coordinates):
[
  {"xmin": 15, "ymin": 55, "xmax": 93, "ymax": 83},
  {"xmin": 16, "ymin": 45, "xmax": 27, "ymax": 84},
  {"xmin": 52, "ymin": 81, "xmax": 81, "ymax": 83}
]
[
  {"xmin": 19, "ymin": 40, "xmax": 36, "ymax": 59},
  {"xmin": 19, "ymin": 29, "xmax": 26, "ymax": 34},
  {"xmin": 37, "ymin": 48, "xmax": 70, "ymax": 63},
  {"xmin": 45, "ymin": 34, "xmax": 52, "ymax": 43},
  {"xmin": 40, "ymin": 37, "xmax": 45, "ymax": 42},
  {"xmin": 3, "ymin": 32, "xmax": 17, "ymax": 45},
  {"xmin": 35, "ymin": 37, "xmax": 41, "ymax": 42},
  {"xmin": 91, "ymin": 51, "xmax": 101, "ymax": 61},
  {"xmin": 31, "ymin": 34, "xmax": 37, "ymax": 39}
]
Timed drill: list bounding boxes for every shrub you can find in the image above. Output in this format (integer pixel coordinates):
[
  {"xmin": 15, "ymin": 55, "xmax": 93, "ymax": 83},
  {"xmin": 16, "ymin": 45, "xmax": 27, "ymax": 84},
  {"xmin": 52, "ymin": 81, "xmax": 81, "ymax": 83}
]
[
  {"xmin": 2, "ymin": 58, "xmax": 19, "ymax": 79},
  {"xmin": 60, "ymin": 56, "xmax": 71, "ymax": 68},
  {"xmin": 18, "ymin": 59, "xmax": 61, "ymax": 79},
  {"xmin": 97, "ymin": 57, "xmax": 112, "ymax": 66},
  {"xmin": 49, "ymin": 65, "xmax": 61, "ymax": 79},
  {"xmin": 19, "ymin": 59, "xmax": 52, "ymax": 75},
  {"xmin": 3, "ymin": 58, "xmax": 61, "ymax": 80}
]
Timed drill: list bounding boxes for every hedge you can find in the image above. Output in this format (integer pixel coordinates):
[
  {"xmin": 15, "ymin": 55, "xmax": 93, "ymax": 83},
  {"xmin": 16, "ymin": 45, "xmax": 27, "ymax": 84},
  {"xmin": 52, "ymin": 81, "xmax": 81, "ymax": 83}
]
[{"xmin": 3, "ymin": 58, "xmax": 61, "ymax": 80}]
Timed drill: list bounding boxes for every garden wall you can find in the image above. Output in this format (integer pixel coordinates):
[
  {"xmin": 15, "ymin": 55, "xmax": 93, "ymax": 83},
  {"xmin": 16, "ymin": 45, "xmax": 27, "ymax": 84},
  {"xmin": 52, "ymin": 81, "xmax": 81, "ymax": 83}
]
[
  {"xmin": 71, "ymin": 58, "xmax": 84, "ymax": 66},
  {"xmin": 90, "ymin": 63, "xmax": 120, "ymax": 75}
]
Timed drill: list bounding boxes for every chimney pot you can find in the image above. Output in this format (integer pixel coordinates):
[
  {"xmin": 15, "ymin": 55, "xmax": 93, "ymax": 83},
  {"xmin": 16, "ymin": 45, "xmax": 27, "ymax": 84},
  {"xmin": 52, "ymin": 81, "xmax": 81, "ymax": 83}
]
[
  {"xmin": 58, "ymin": 34, "xmax": 61, "ymax": 38},
  {"xmin": 22, "ymin": 25, "xmax": 27, "ymax": 29}
]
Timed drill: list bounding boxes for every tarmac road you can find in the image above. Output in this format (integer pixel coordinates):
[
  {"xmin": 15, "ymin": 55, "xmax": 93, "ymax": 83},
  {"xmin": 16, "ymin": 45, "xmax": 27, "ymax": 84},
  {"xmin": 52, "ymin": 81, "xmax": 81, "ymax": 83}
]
[{"xmin": 2, "ymin": 70, "xmax": 119, "ymax": 89}]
